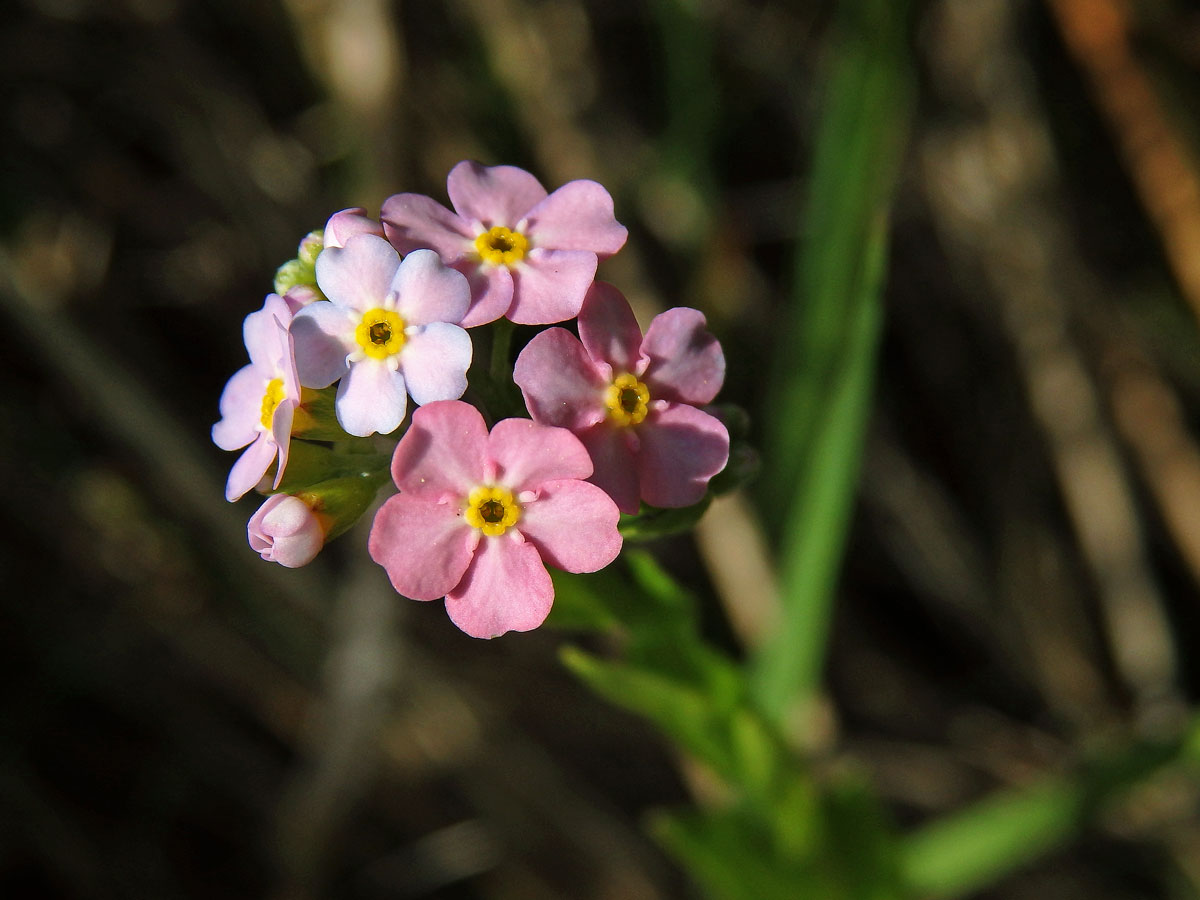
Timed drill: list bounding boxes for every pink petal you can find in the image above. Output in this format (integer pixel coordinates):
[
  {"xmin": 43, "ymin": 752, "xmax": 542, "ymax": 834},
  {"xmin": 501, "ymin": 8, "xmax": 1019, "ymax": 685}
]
[
  {"xmin": 522, "ymin": 180, "xmax": 628, "ymax": 255},
  {"xmin": 269, "ymin": 400, "xmax": 295, "ymax": 488},
  {"xmin": 641, "ymin": 307, "xmax": 726, "ymax": 405},
  {"xmin": 458, "ymin": 263, "xmax": 514, "ymax": 328},
  {"xmin": 513, "ymin": 328, "xmax": 608, "ymax": 430},
  {"xmin": 445, "ymin": 534, "xmax": 553, "ymax": 638},
  {"xmin": 636, "ymin": 404, "xmax": 730, "ymax": 508},
  {"xmin": 291, "ymin": 301, "xmax": 355, "ymax": 388},
  {"xmin": 314, "ymin": 234, "xmax": 401, "ymax": 312},
  {"xmin": 225, "ymin": 434, "xmax": 278, "ymax": 502},
  {"xmin": 579, "ymin": 425, "xmax": 642, "ymax": 515},
  {"xmin": 488, "ymin": 418, "xmax": 593, "ymax": 492},
  {"xmin": 381, "ymin": 193, "xmax": 476, "ymax": 260},
  {"xmin": 519, "ymin": 480, "xmax": 621, "ymax": 573},
  {"xmin": 369, "ymin": 493, "xmax": 478, "ymax": 600},
  {"xmin": 507, "ymin": 249, "xmax": 597, "ymax": 325},
  {"xmin": 244, "ymin": 294, "xmax": 293, "ymax": 372},
  {"xmin": 446, "ymin": 160, "xmax": 547, "ymax": 228},
  {"xmin": 577, "ymin": 281, "xmax": 646, "ymax": 374},
  {"xmin": 335, "ymin": 360, "xmax": 408, "ymax": 437},
  {"xmin": 391, "ymin": 400, "xmax": 489, "ymax": 499},
  {"xmin": 324, "ymin": 207, "xmax": 384, "ymax": 249},
  {"xmin": 391, "ymin": 249, "xmax": 471, "ymax": 326},
  {"xmin": 400, "ymin": 322, "xmax": 472, "ymax": 406},
  {"xmin": 213, "ymin": 364, "xmax": 265, "ymax": 451}
]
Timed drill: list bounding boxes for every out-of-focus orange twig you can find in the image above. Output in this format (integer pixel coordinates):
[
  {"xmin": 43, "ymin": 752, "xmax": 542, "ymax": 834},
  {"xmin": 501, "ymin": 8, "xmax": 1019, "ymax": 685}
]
[{"xmin": 1048, "ymin": 0, "xmax": 1200, "ymax": 327}]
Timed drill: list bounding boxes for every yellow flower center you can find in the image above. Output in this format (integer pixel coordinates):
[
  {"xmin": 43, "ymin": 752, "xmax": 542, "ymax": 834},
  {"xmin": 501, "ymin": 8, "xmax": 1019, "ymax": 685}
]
[
  {"xmin": 604, "ymin": 373, "xmax": 650, "ymax": 426},
  {"xmin": 474, "ymin": 226, "xmax": 528, "ymax": 266},
  {"xmin": 260, "ymin": 378, "xmax": 285, "ymax": 430},
  {"xmin": 355, "ymin": 308, "xmax": 407, "ymax": 360},
  {"xmin": 464, "ymin": 485, "xmax": 521, "ymax": 537}
]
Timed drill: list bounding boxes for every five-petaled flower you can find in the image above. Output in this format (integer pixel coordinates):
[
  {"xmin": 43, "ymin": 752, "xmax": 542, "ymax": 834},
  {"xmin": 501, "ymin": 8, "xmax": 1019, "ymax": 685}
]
[
  {"xmin": 381, "ymin": 160, "xmax": 628, "ymax": 327},
  {"xmin": 368, "ymin": 400, "xmax": 623, "ymax": 638},
  {"xmin": 213, "ymin": 293, "xmax": 302, "ymax": 501},
  {"xmin": 513, "ymin": 282, "xmax": 730, "ymax": 514},
  {"xmin": 290, "ymin": 235, "xmax": 473, "ymax": 437}
]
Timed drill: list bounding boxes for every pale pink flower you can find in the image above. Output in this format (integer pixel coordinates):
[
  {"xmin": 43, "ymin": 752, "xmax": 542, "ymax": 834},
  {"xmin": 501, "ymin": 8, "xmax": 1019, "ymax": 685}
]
[
  {"xmin": 323, "ymin": 207, "xmax": 384, "ymax": 249},
  {"xmin": 381, "ymin": 160, "xmax": 627, "ymax": 327},
  {"xmin": 290, "ymin": 235, "xmax": 473, "ymax": 437},
  {"xmin": 213, "ymin": 293, "xmax": 301, "ymax": 501},
  {"xmin": 513, "ymin": 282, "xmax": 730, "ymax": 514},
  {"xmin": 369, "ymin": 400, "xmax": 622, "ymax": 638},
  {"xmin": 248, "ymin": 494, "xmax": 326, "ymax": 567}
]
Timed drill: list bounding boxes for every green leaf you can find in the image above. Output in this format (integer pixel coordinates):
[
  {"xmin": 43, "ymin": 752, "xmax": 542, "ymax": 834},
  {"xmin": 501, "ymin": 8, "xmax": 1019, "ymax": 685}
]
[{"xmin": 751, "ymin": 0, "xmax": 915, "ymax": 731}]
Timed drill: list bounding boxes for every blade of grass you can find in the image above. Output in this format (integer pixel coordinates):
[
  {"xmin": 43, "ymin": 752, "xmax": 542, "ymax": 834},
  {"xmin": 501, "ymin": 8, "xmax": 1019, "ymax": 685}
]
[
  {"xmin": 900, "ymin": 717, "xmax": 1200, "ymax": 898},
  {"xmin": 751, "ymin": 0, "xmax": 914, "ymax": 729}
]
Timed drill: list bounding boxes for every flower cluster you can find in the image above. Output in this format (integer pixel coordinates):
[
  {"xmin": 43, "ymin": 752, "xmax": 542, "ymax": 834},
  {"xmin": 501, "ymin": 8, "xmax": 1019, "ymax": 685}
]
[{"xmin": 212, "ymin": 161, "xmax": 735, "ymax": 637}]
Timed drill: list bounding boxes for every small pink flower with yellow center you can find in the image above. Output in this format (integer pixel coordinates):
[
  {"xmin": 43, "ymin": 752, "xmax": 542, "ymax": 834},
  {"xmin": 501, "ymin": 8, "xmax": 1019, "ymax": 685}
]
[
  {"xmin": 380, "ymin": 160, "xmax": 628, "ymax": 327},
  {"xmin": 513, "ymin": 282, "xmax": 730, "ymax": 514},
  {"xmin": 290, "ymin": 235, "xmax": 473, "ymax": 437},
  {"xmin": 368, "ymin": 400, "xmax": 622, "ymax": 639},
  {"xmin": 212, "ymin": 293, "xmax": 302, "ymax": 501}
]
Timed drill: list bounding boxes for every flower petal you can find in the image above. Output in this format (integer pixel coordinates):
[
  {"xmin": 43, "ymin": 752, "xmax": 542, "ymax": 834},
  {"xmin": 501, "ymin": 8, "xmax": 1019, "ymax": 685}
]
[
  {"xmin": 324, "ymin": 207, "xmax": 384, "ymax": 249},
  {"xmin": 381, "ymin": 193, "xmax": 476, "ymax": 260},
  {"xmin": 244, "ymin": 293, "xmax": 293, "ymax": 372},
  {"xmin": 314, "ymin": 233, "xmax": 401, "ymax": 312},
  {"xmin": 335, "ymin": 360, "xmax": 408, "ymax": 437},
  {"xmin": 213, "ymin": 364, "xmax": 266, "ymax": 451},
  {"xmin": 488, "ymin": 418, "xmax": 593, "ymax": 492},
  {"xmin": 391, "ymin": 400, "xmax": 489, "ymax": 499},
  {"xmin": 225, "ymin": 434, "xmax": 277, "ymax": 502},
  {"xmin": 641, "ymin": 307, "xmax": 726, "ymax": 405},
  {"xmin": 513, "ymin": 328, "xmax": 608, "ymax": 430},
  {"xmin": 400, "ymin": 322, "xmax": 472, "ymax": 406},
  {"xmin": 445, "ymin": 534, "xmax": 553, "ymax": 638},
  {"xmin": 291, "ymin": 301, "xmax": 355, "ymax": 388},
  {"xmin": 446, "ymin": 160, "xmax": 547, "ymax": 228},
  {"xmin": 458, "ymin": 263, "xmax": 514, "ymax": 328},
  {"xmin": 269, "ymin": 400, "xmax": 294, "ymax": 488},
  {"xmin": 522, "ymin": 180, "xmax": 627, "ymax": 256},
  {"xmin": 369, "ymin": 493, "xmax": 477, "ymax": 600},
  {"xmin": 578, "ymin": 425, "xmax": 641, "ymax": 515},
  {"xmin": 507, "ymin": 249, "xmax": 597, "ymax": 325},
  {"xmin": 519, "ymin": 480, "xmax": 621, "ymax": 573},
  {"xmin": 391, "ymin": 249, "xmax": 472, "ymax": 326},
  {"xmin": 577, "ymin": 281, "xmax": 645, "ymax": 374},
  {"xmin": 636, "ymin": 404, "xmax": 730, "ymax": 508}
]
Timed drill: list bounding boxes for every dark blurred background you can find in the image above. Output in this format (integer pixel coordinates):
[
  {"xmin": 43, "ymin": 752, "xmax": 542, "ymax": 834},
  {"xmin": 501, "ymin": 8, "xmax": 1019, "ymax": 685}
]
[{"xmin": 4, "ymin": 0, "xmax": 1200, "ymax": 897}]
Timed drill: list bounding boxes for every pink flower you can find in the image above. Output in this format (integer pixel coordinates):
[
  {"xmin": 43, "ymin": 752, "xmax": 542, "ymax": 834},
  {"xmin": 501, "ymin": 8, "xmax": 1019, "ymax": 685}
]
[
  {"xmin": 290, "ymin": 235, "xmax": 473, "ymax": 437},
  {"xmin": 248, "ymin": 494, "xmax": 326, "ymax": 567},
  {"xmin": 513, "ymin": 282, "xmax": 730, "ymax": 514},
  {"xmin": 368, "ymin": 400, "xmax": 622, "ymax": 638},
  {"xmin": 323, "ymin": 207, "xmax": 384, "ymax": 249},
  {"xmin": 212, "ymin": 293, "xmax": 301, "ymax": 501},
  {"xmin": 381, "ymin": 160, "xmax": 628, "ymax": 327}
]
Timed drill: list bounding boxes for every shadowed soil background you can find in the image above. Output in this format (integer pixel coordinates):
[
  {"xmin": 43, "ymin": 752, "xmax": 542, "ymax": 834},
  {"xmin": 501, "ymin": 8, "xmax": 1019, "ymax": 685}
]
[{"xmin": 3, "ymin": 0, "xmax": 1200, "ymax": 897}]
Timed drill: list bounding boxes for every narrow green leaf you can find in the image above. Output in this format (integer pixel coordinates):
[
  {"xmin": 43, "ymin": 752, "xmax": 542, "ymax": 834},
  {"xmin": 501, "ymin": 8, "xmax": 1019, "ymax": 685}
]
[{"xmin": 752, "ymin": 0, "xmax": 915, "ymax": 729}]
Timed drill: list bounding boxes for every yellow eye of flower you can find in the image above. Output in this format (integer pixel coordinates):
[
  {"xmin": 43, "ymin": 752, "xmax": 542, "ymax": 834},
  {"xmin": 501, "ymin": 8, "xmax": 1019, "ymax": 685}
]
[
  {"xmin": 474, "ymin": 226, "xmax": 528, "ymax": 266},
  {"xmin": 604, "ymin": 373, "xmax": 650, "ymax": 426},
  {"xmin": 260, "ymin": 378, "xmax": 285, "ymax": 430},
  {"xmin": 464, "ymin": 485, "xmax": 521, "ymax": 537},
  {"xmin": 355, "ymin": 308, "xmax": 407, "ymax": 360}
]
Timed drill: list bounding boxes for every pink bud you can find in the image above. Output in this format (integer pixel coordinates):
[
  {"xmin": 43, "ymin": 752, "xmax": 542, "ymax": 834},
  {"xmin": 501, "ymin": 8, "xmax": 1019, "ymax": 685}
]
[
  {"xmin": 281, "ymin": 283, "xmax": 322, "ymax": 313},
  {"xmin": 248, "ymin": 494, "xmax": 325, "ymax": 568},
  {"xmin": 323, "ymin": 208, "xmax": 384, "ymax": 249}
]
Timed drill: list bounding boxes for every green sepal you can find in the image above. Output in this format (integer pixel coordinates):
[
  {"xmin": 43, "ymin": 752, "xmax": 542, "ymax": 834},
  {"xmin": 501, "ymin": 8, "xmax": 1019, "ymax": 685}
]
[
  {"xmin": 273, "ymin": 258, "xmax": 314, "ymax": 296},
  {"xmin": 291, "ymin": 386, "xmax": 352, "ymax": 441},
  {"xmin": 292, "ymin": 468, "xmax": 391, "ymax": 542},
  {"xmin": 297, "ymin": 229, "xmax": 324, "ymax": 267}
]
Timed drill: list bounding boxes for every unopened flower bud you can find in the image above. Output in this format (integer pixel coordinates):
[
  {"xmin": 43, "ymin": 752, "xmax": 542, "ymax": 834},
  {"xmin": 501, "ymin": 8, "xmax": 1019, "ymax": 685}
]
[
  {"xmin": 282, "ymin": 284, "xmax": 322, "ymax": 314},
  {"xmin": 248, "ymin": 494, "xmax": 326, "ymax": 568},
  {"xmin": 297, "ymin": 229, "xmax": 324, "ymax": 267},
  {"xmin": 273, "ymin": 258, "xmax": 312, "ymax": 296}
]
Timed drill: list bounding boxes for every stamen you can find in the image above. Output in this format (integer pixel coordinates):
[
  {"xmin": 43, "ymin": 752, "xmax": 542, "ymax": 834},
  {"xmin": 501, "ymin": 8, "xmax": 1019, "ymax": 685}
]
[
  {"xmin": 465, "ymin": 486, "xmax": 521, "ymax": 536},
  {"xmin": 355, "ymin": 308, "xmax": 407, "ymax": 360},
  {"xmin": 474, "ymin": 226, "xmax": 528, "ymax": 266},
  {"xmin": 604, "ymin": 373, "xmax": 650, "ymax": 426},
  {"xmin": 260, "ymin": 378, "xmax": 285, "ymax": 430}
]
